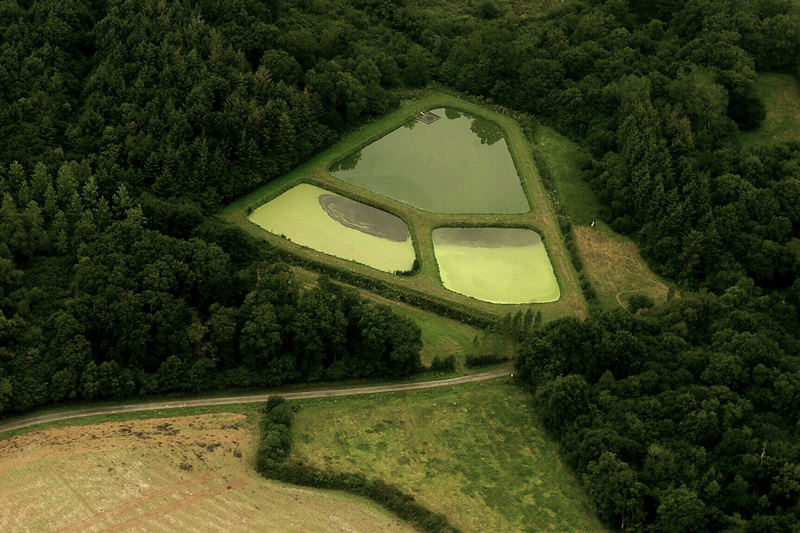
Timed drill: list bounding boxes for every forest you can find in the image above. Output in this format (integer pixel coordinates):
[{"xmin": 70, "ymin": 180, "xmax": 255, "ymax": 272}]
[{"xmin": 1, "ymin": 0, "xmax": 799, "ymax": 530}]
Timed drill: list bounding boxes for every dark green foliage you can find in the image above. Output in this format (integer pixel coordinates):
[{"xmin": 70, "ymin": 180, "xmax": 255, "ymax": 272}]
[
  {"xmin": 516, "ymin": 286, "xmax": 800, "ymax": 530},
  {"xmin": 464, "ymin": 353, "xmax": 507, "ymax": 368},
  {"xmin": 625, "ymin": 293, "xmax": 655, "ymax": 313},
  {"xmin": 2, "ymin": 1, "xmax": 800, "ymax": 527},
  {"xmin": 430, "ymin": 354, "xmax": 456, "ymax": 372},
  {"xmin": 255, "ymin": 397, "xmax": 460, "ymax": 533},
  {"xmin": 0, "ymin": 166, "xmax": 422, "ymax": 415}
]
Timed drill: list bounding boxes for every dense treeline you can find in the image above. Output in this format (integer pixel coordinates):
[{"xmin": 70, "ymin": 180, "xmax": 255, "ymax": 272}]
[
  {"xmin": 516, "ymin": 282, "xmax": 800, "ymax": 530},
  {"xmin": 0, "ymin": 160, "xmax": 422, "ymax": 414}
]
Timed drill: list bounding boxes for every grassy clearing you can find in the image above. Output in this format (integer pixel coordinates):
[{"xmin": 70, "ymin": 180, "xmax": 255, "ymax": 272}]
[
  {"xmin": 219, "ymin": 92, "xmax": 586, "ymax": 322},
  {"xmin": 741, "ymin": 73, "xmax": 800, "ymax": 146},
  {"xmin": 290, "ymin": 266, "xmax": 479, "ymax": 369},
  {"xmin": 0, "ymin": 411, "xmax": 412, "ymax": 532},
  {"xmin": 290, "ymin": 380, "xmax": 605, "ymax": 533},
  {"xmin": 534, "ymin": 125, "xmax": 672, "ymax": 309},
  {"xmin": 573, "ymin": 224, "xmax": 671, "ymax": 309},
  {"xmin": 533, "ymin": 125, "xmax": 602, "ymax": 226}
]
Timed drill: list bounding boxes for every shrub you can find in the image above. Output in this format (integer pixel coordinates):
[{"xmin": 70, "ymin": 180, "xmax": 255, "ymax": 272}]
[
  {"xmin": 268, "ymin": 402, "xmax": 294, "ymax": 426},
  {"xmin": 465, "ymin": 353, "xmax": 507, "ymax": 368},
  {"xmin": 430, "ymin": 354, "xmax": 456, "ymax": 372},
  {"xmin": 626, "ymin": 293, "xmax": 654, "ymax": 313},
  {"xmin": 265, "ymin": 395, "xmax": 286, "ymax": 412}
]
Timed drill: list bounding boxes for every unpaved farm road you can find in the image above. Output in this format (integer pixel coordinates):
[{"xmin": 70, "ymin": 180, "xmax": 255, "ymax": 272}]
[{"xmin": 0, "ymin": 367, "xmax": 512, "ymax": 435}]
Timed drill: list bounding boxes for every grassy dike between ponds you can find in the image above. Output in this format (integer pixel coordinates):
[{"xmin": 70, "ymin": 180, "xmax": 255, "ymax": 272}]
[
  {"xmin": 255, "ymin": 397, "xmax": 460, "ymax": 533},
  {"xmin": 219, "ymin": 93, "xmax": 587, "ymax": 322}
]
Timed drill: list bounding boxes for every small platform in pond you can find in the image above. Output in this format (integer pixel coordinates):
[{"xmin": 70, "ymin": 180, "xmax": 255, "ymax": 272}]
[{"xmin": 416, "ymin": 111, "xmax": 440, "ymax": 124}]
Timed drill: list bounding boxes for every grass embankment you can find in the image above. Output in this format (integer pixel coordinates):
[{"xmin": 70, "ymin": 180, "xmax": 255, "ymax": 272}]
[
  {"xmin": 290, "ymin": 379, "xmax": 606, "ymax": 533},
  {"xmin": 219, "ymin": 93, "xmax": 586, "ymax": 323},
  {"xmin": 740, "ymin": 73, "xmax": 800, "ymax": 146},
  {"xmin": 0, "ymin": 408, "xmax": 412, "ymax": 532},
  {"xmin": 533, "ymin": 125, "xmax": 673, "ymax": 309}
]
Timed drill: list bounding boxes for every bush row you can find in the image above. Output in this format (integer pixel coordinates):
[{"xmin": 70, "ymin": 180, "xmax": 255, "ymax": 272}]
[
  {"xmin": 255, "ymin": 397, "xmax": 461, "ymax": 533},
  {"xmin": 464, "ymin": 353, "xmax": 508, "ymax": 368},
  {"xmin": 261, "ymin": 239, "xmax": 494, "ymax": 328}
]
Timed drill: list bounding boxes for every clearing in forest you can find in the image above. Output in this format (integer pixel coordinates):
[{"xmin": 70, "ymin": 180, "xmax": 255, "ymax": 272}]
[
  {"xmin": 573, "ymin": 224, "xmax": 671, "ymax": 308},
  {"xmin": 740, "ymin": 73, "xmax": 800, "ymax": 146},
  {"xmin": 290, "ymin": 380, "xmax": 606, "ymax": 533},
  {"xmin": 0, "ymin": 412, "xmax": 413, "ymax": 532},
  {"xmin": 221, "ymin": 94, "xmax": 586, "ymax": 320},
  {"xmin": 534, "ymin": 125, "xmax": 671, "ymax": 308}
]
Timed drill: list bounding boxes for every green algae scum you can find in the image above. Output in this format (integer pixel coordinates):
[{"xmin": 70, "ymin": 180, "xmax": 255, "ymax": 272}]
[
  {"xmin": 249, "ymin": 184, "xmax": 416, "ymax": 273},
  {"xmin": 433, "ymin": 227, "xmax": 560, "ymax": 304},
  {"xmin": 330, "ymin": 108, "xmax": 530, "ymax": 214}
]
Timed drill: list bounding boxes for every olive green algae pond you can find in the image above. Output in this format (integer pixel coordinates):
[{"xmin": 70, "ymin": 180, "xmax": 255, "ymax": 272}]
[
  {"xmin": 249, "ymin": 184, "xmax": 416, "ymax": 273},
  {"xmin": 433, "ymin": 228, "xmax": 560, "ymax": 304},
  {"xmin": 331, "ymin": 108, "xmax": 530, "ymax": 214}
]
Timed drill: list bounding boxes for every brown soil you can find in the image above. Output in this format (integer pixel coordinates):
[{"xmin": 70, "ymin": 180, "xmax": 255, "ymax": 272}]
[{"xmin": 0, "ymin": 413, "xmax": 414, "ymax": 532}]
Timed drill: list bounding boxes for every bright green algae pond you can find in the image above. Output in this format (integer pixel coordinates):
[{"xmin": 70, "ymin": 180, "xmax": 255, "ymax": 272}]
[
  {"xmin": 433, "ymin": 228, "xmax": 560, "ymax": 304},
  {"xmin": 249, "ymin": 184, "xmax": 416, "ymax": 273},
  {"xmin": 330, "ymin": 108, "xmax": 530, "ymax": 214}
]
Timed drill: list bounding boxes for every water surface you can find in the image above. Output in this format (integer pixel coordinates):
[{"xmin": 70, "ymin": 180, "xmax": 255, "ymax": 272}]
[
  {"xmin": 331, "ymin": 108, "xmax": 529, "ymax": 214},
  {"xmin": 249, "ymin": 184, "xmax": 415, "ymax": 273},
  {"xmin": 433, "ymin": 227, "xmax": 560, "ymax": 304}
]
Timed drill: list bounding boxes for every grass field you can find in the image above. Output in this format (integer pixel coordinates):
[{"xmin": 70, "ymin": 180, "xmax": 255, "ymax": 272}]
[
  {"xmin": 534, "ymin": 125, "xmax": 672, "ymax": 309},
  {"xmin": 740, "ymin": 73, "xmax": 800, "ymax": 146},
  {"xmin": 219, "ymin": 92, "xmax": 587, "ymax": 322},
  {"xmin": 290, "ymin": 379, "xmax": 606, "ymax": 532},
  {"xmin": 0, "ymin": 409, "xmax": 413, "ymax": 532}
]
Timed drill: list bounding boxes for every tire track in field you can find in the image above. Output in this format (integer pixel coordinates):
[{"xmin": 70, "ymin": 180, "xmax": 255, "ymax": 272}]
[
  {"xmin": 1, "ymin": 367, "xmax": 512, "ymax": 436},
  {"xmin": 96, "ymin": 478, "xmax": 247, "ymax": 533},
  {"xmin": 54, "ymin": 471, "xmax": 219, "ymax": 533}
]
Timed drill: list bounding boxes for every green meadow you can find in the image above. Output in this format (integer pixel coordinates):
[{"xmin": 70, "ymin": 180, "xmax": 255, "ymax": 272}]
[
  {"xmin": 291, "ymin": 379, "xmax": 606, "ymax": 533},
  {"xmin": 740, "ymin": 73, "xmax": 800, "ymax": 146},
  {"xmin": 533, "ymin": 125, "xmax": 673, "ymax": 308}
]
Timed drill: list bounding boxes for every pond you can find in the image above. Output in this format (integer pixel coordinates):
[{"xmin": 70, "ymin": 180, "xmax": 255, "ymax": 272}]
[
  {"xmin": 330, "ymin": 108, "xmax": 530, "ymax": 214},
  {"xmin": 249, "ymin": 184, "xmax": 416, "ymax": 273},
  {"xmin": 432, "ymin": 227, "xmax": 560, "ymax": 304}
]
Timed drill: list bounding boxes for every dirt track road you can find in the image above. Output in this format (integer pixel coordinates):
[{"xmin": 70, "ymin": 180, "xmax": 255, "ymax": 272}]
[{"xmin": 0, "ymin": 367, "xmax": 512, "ymax": 435}]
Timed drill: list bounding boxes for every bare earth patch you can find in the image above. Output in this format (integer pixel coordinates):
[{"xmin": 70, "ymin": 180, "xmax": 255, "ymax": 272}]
[
  {"xmin": 573, "ymin": 225, "xmax": 672, "ymax": 308},
  {"xmin": 0, "ymin": 413, "xmax": 413, "ymax": 532}
]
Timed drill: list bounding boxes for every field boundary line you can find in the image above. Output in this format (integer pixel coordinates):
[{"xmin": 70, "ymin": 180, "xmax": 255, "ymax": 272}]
[{"xmin": 0, "ymin": 367, "xmax": 512, "ymax": 435}]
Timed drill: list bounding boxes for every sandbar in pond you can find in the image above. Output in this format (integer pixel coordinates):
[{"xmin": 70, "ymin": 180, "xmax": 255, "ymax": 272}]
[
  {"xmin": 249, "ymin": 184, "xmax": 415, "ymax": 273},
  {"xmin": 433, "ymin": 228, "xmax": 560, "ymax": 304}
]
